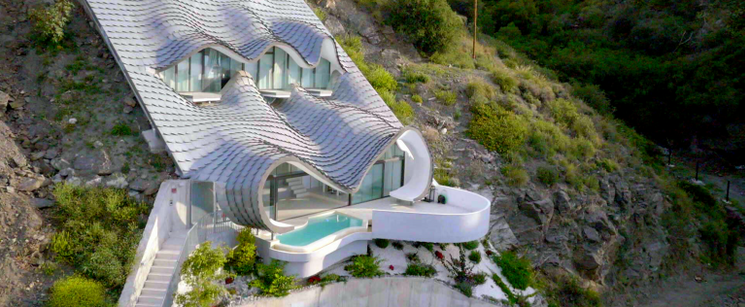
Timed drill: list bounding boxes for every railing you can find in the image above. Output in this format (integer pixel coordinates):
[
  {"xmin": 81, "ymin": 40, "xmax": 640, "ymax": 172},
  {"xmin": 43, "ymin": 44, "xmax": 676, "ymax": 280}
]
[{"xmin": 161, "ymin": 211, "xmax": 240, "ymax": 307}]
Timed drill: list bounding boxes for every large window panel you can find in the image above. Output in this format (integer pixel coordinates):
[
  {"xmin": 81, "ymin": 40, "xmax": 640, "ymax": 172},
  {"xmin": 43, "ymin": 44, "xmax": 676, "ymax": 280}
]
[
  {"xmin": 189, "ymin": 52, "xmax": 203, "ymax": 92},
  {"xmin": 314, "ymin": 59, "xmax": 330, "ymax": 89},
  {"xmin": 203, "ymin": 49, "xmax": 221, "ymax": 92},
  {"xmin": 163, "ymin": 66, "xmax": 175, "ymax": 89},
  {"xmin": 288, "ymin": 60, "xmax": 301, "ymax": 87},
  {"xmin": 273, "ymin": 48, "xmax": 287, "ymax": 89},
  {"xmin": 258, "ymin": 52, "xmax": 273, "ymax": 89},
  {"xmin": 176, "ymin": 60, "xmax": 190, "ymax": 92},
  {"xmin": 230, "ymin": 58, "xmax": 242, "ymax": 80},
  {"xmin": 301, "ymin": 67, "xmax": 314, "ymax": 88},
  {"xmin": 245, "ymin": 61, "xmax": 258, "ymax": 81},
  {"xmin": 220, "ymin": 53, "xmax": 232, "ymax": 88}
]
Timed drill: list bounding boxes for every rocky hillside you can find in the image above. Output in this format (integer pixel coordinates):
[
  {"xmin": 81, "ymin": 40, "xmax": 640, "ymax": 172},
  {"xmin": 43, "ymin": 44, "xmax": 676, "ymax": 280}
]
[
  {"xmin": 0, "ymin": 0, "xmax": 175, "ymax": 304},
  {"xmin": 315, "ymin": 0, "xmax": 745, "ymax": 305}
]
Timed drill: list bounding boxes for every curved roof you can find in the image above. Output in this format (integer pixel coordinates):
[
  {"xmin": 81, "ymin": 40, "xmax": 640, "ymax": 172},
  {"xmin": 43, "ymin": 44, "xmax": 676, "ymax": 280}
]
[{"xmin": 82, "ymin": 0, "xmax": 409, "ymax": 231}]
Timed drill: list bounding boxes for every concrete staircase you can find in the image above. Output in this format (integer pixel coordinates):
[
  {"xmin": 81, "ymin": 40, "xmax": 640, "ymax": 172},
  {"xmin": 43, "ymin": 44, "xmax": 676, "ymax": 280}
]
[
  {"xmin": 286, "ymin": 177, "xmax": 309, "ymax": 198},
  {"xmin": 135, "ymin": 234, "xmax": 187, "ymax": 307}
]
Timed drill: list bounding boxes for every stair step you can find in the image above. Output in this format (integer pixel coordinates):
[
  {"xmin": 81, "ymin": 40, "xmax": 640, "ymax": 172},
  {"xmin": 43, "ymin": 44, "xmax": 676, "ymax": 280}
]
[
  {"xmin": 156, "ymin": 252, "xmax": 179, "ymax": 260},
  {"xmin": 137, "ymin": 295, "xmax": 164, "ymax": 305},
  {"xmin": 153, "ymin": 259, "xmax": 177, "ymax": 267},
  {"xmin": 149, "ymin": 265, "xmax": 176, "ymax": 274},
  {"xmin": 295, "ymin": 192, "xmax": 310, "ymax": 198},
  {"xmin": 144, "ymin": 280, "xmax": 170, "ymax": 289},
  {"xmin": 135, "ymin": 304, "xmax": 161, "ymax": 307},
  {"xmin": 140, "ymin": 288, "xmax": 167, "ymax": 297},
  {"xmin": 146, "ymin": 273, "xmax": 172, "ymax": 282}
]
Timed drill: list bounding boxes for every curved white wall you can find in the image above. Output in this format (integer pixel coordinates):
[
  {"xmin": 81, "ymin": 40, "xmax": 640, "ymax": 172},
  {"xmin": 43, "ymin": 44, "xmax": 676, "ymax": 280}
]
[
  {"xmin": 390, "ymin": 130, "xmax": 432, "ymax": 202},
  {"xmin": 372, "ymin": 186, "xmax": 490, "ymax": 243}
]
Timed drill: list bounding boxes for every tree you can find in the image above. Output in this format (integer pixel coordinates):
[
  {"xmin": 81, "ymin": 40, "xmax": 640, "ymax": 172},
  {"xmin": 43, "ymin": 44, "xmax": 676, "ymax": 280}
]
[{"xmin": 175, "ymin": 242, "xmax": 232, "ymax": 307}]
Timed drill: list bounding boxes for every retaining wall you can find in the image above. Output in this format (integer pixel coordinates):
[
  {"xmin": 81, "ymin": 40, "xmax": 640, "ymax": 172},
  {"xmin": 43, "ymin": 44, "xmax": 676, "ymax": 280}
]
[{"xmin": 233, "ymin": 277, "xmax": 497, "ymax": 307}]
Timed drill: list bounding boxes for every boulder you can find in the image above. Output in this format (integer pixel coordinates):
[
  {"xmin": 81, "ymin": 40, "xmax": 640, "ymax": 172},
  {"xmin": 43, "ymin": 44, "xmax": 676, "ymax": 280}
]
[
  {"xmin": 554, "ymin": 190, "xmax": 575, "ymax": 214},
  {"xmin": 575, "ymin": 250, "xmax": 602, "ymax": 271},
  {"xmin": 584, "ymin": 209, "xmax": 617, "ymax": 236},
  {"xmin": 50, "ymin": 158, "xmax": 71, "ymax": 171},
  {"xmin": 583, "ymin": 226, "xmax": 601, "ymax": 243},
  {"xmin": 128, "ymin": 178, "xmax": 151, "ymax": 192},
  {"xmin": 32, "ymin": 198, "xmax": 55, "ymax": 209},
  {"xmin": 17, "ymin": 177, "xmax": 49, "ymax": 192},
  {"xmin": 105, "ymin": 174, "xmax": 128, "ymax": 189},
  {"xmin": 124, "ymin": 96, "xmax": 137, "ymax": 107},
  {"xmin": 520, "ymin": 197, "xmax": 554, "ymax": 228},
  {"xmin": 0, "ymin": 90, "xmax": 9, "ymax": 111},
  {"xmin": 489, "ymin": 214, "xmax": 519, "ymax": 251},
  {"xmin": 30, "ymin": 151, "xmax": 45, "ymax": 161},
  {"xmin": 73, "ymin": 149, "xmax": 113, "ymax": 175}
]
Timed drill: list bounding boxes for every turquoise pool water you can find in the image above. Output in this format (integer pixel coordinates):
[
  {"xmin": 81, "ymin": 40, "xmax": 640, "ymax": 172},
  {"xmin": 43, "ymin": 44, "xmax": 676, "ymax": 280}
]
[{"xmin": 277, "ymin": 213, "xmax": 363, "ymax": 247}]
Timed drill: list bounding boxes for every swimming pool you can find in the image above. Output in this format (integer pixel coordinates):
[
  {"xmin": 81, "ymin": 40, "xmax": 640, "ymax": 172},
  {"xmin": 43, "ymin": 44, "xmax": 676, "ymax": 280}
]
[{"xmin": 277, "ymin": 213, "xmax": 364, "ymax": 247}]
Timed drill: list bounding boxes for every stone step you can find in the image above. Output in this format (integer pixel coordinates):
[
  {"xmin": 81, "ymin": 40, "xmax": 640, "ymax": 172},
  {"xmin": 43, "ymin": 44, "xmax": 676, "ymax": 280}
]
[
  {"xmin": 295, "ymin": 192, "xmax": 310, "ymax": 198},
  {"xmin": 140, "ymin": 288, "xmax": 167, "ymax": 297},
  {"xmin": 137, "ymin": 295, "xmax": 164, "ymax": 305},
  {"xmin": 149, "ymin": 265, "xmax": 176, "ymax": 275},
  {"xmin": 146, "ymin": 273, "xmax": 172, "ymax": 282},
  {"xmin": 135, "ymin": 304, "xmax": 161, "ymax": 307},
  {"xmin": 156, "ymin": 251, "xmax": 179, "ymax": 260},
  {"xmin": 153, "ymin": 259, "xmax": 177, "ymax": 267},
  {"xmin": 144, "ymin": 280, "xmax": 170, "ymax": 289}
]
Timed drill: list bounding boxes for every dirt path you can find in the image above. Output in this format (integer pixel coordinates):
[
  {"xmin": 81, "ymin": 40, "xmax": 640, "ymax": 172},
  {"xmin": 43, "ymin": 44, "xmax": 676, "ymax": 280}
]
[{"xmin": 640, "ymin": 272, "xmax": 745, "ymax": 307}]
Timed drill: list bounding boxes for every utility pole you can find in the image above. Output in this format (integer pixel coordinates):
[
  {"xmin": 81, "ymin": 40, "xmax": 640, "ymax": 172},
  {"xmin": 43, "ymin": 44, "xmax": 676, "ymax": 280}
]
[{"xmin": 473, "ymin": 0, "xmax": 477, "ymax": 59}]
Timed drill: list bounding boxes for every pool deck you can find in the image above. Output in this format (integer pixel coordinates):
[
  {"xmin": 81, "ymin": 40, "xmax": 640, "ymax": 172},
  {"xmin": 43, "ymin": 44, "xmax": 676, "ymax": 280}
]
[{"xmin": 280, "ymin": 197, "xmax": 469, "ymax": 227}]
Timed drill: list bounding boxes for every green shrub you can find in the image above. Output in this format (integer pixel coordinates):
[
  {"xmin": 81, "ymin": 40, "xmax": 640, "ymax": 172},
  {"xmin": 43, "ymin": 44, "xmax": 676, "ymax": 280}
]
[
  {"xmin": 111, "ymin": 122, "xmax": 132, "ymax": 136},
  {"xmin": 41, "ymin": 261, "xmax": 59, "ymax": 276},
  {"xmin": 345, "ymin": 255, "xmax": 384, "ymax": 277},
  {"xmin": 467, "ymin": 102, "xmax": 528, "ymax": 155},
  {"xmin": 454, "ymin": 109, "xmax": 462, "ymax": 121},
  {"xmin": 404, "ymin": 263, "xmax": 437, "ymax": 277},
  {"xmin": 176, "ymin": 242, "xmax": 232, "ymax": 306},
  {"xmin": 700, "ymin": 220, "xmax": 739, "ymax": 264},
  {"xmin": 51, "ymin": 184, "xmax": 149, "ymax": 291},
  {"xmin": 29, "ymin": 0, "xmax": 73, "ymax": 45},
  {"xmin": 492, "ymin": 251, "xmax": 533, "ymax": 290},
  {"xmin": 491, "ymin": 69, "xmax": 518, "ymax": 93},
  {"xmin": 434, "ymin": 168, "xmax": 457, "ymax": 187},
  {"xmin": 572, "ymin": 83, "xmax": 613, "ymax": 115},
  {"xmin": 493, "ymin": 273, "xmax": 518, "ymax": 304},
  {"xmin": 547, "ymin": 98, "xmax": 580, "ymax": 127},
  {"xmin": 412, "ymin": 94, "xmax": 423, "ymax": 103},
  {"xmin": 385, "ymin": 0, "xmax": 461, "ymax": 54},
  {"xmin": 48, "ymin": 276, "xmax": 107, "ymax": 307},
  {"xmin": 374, "ymin": 238, "xmax": 390, "ymax": 249},
  {"xmin": 597, "ymin": 158, "xmax": 619, "ymax": 173},
  {"xmin": 468, "ymin": 250, "xmax": 482, "ymax": 263},
  {"xmin": 406, "ymin": 252, "xmax": 421, "ymax": 263},
  {"xmin": 415, "ymin": 241, "xmax": 434, "ymax": 252},
  {"xmin": 226, "ymin": 228, "xmax": 257, "ymax": 276},
  {"xmin": 466, "ymin": 80, "xmax": 495, "ymax": 101},
  {"xmin": 473, "ymin": 272, "xmax": 487, "ymax": 285},
  {"xmin": 367, "ymin": 64, "xmax": 398, "ymax": 92},
  {"xmin": 251, "ymin": 260, "xmax": 296, "ymax": 297},
  {"xmin": 537, "ymin": 166, "xmax": 559, "ymax": 186},
  {"xmin": 570, "ymin": 138, "xmax": 597, "ymax": 161},
  {"xmin": 435, "ymin": 90, "xmax": 457, "ymax": 106},
  {"xmin": 81, "ymin": 247, "xmax": 125, "ymax": 288},
  {"xmin": 528, "ymin": 120, "xmax": 571, "ymax": 157},
  {"xmin": 501, "ymin": 164, "xmax": 529, "ymax": 187},
  {"xmin": 403, "ymin": 70, "xmax": 430, "ymax": 83},
  {"xmin": 462, "ymin": 241, "xmax": 479, "ymax": 250},
  {"xmin": 385, "ymin": 97, "xmax": 415, "ymax": 125},
  {"xmin": 392, "ymin": 241, "xmax": 404, "ymax": 250},
  {"xmin": 545, "ymin": 276, "xmax": 602, "ymax": 307}
]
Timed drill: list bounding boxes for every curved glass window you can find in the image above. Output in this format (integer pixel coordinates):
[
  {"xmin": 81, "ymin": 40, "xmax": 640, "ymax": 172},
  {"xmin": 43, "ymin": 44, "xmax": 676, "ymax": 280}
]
[{"xmin": 161, "ymin": 47, "xmax": 333, "ymax": 93}]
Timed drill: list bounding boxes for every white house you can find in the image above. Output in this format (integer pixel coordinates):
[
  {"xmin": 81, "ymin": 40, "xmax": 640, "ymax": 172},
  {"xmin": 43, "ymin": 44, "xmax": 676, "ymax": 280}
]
[{"xmin": 80, "ymin": 0, "xmax": 491, "ymax": 306}]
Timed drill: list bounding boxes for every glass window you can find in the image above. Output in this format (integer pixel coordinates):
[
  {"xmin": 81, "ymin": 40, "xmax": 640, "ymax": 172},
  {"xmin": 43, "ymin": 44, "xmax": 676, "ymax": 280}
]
[
  {"xmin": 314, "ymin": 59, "xmax": 330, "ymax": 89},
  {"xmin": 220, "ymin": 53, "xmax": 231, "ymax": 88},
  {"xmin": 301, "ymin": 67, "xmax": 314, "ymax": 88},
  {"xmin": 203, "ymin": 49, "xmax": 221, "ymax": 92},
  {"xmin": 273, "ymin": 48, "xmax": 287, "ymax": 89},
  {"xmin": 189, "ymin": 51, "xmax": 203, "ymax": 92},
  {"xmin": 163, "ymin": 66, "xmax": 175, "ymax": 89},
  {"xmin": 258, "ymin": 52, "xmax": 273, "ymax": 89},
  {"xmin": 230, "ymin": 58, "xmax": 242, "ymax": 81},
  {"xmin": 288, "ymin": 59, "xmax": 301, "ymax": 87},
  {"xmin": 245, "ymin": 61, "xmax": 258, "ymax": 81},
  {"xmin": 352, "ymin": 163, "xmax": 385, "ymax": 204},
  {"xmin": 176, "ymin": 60, "xmax": 190, "ymax": 92}
]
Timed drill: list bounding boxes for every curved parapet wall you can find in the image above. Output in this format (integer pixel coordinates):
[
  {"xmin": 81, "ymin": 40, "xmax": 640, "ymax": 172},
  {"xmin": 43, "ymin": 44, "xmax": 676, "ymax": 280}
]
[
  {"xmin": 372, "ymin": 186, "xmax": 491, "ymax": 243},
  {"xmin": 81, "ymin": 0, "xmax": 416, "ymax": 232}
]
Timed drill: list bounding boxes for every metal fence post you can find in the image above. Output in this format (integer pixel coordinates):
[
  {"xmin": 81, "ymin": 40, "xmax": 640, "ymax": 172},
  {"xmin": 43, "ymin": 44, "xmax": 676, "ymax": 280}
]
[{"xmin": 726, "ymin": 180, "xmax": 730, "ymax": 202}]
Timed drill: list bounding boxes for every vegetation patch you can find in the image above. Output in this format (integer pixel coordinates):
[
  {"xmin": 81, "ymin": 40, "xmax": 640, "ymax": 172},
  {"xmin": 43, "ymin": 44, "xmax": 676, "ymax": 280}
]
[
  {"xmin": 492, "ymin": 251, "xmax": 533, "ymax": 290},
  {"xmin": 29, "ymin": 0, "xmax": 73, "ymax": 46},
  {"xmin": 50, "ymin": 184, "xmax": 149, "ymax": 297},
  {"xmin": 537, "ymin": 165, "xmax": 559, "ymax": 186},
  {"xmin": 467, "ymin": 102, "xmax": 528, "ymax": 155},
  {"xmin": 374, "ymin": 238, "xmax": 390, "ymax": 249},
  {"xmin": 345, "ymin": 255, "xmax": 385, "ymax": 278},
  {"xmin": 404, "ymin": 263, "xmax": 437, "ymax": 277},
  {"xmin": 385, "ymin": 0, "xmax": 461, "ymax": 54},
  {"xmin": 176, "ymin": 242, "xmax": 233, "ymax": 306},
  {"xmin": 225, "ymin": 228, "xmax": 257, "ymax": 276},
  {"xmin": 251, "ymin": 260, "xmax": 297, "ymax": 297},
  {"xmin": 48, "ymin": 276, "xmax": 108, "ymax": 307}
]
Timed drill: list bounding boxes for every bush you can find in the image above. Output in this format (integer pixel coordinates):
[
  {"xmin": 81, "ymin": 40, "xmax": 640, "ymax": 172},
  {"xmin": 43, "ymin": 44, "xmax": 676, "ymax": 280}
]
[
  {"xmin": 51, "ymin": 184, "xmax": 149, "ymax": 291},
  {"xmin": 367, "ymin": 64, "xmax": 398, "ymax": 92},
  {"xmin": 412, "ymin": 94, "xmax": 423, "ymax": 104},
  {"xmin": 467, "ymin": 102, "xmax": 528, "ymax": 155},
  {"xmin": 572, "ymin": 83, "xmax": 613, "ymax": 115},
  {"xmin": 462, "ymin": 241, "xmax": 479, "ymax": 250},
  {"xmin": 570, "ymin": 138, "xmax": 597, "ymax": 161},
  {"xmin": 528, "ymin": 120, "xmax": 571, "ymax": 157},
  {"xmin": 491, "ymin": 69, "xmax": 519, "ymax": 93},
  {"xmin": 403, "ymin": 70, "xmax": 430, "ymax": 83},
  {"xmin": 392, "ymin": 241, "xmax": 404, "ymax": 250},
  {"xmin": 176, "ymin": 242, "xmax": 232, "ymax": 306},
  {"xmin": 537, "ymin": 166, "xmax": 559, "ymax": 186},
  {"xmin": 313, "ymin": 7, "xmax": 327, "ymax": 21},
  {"xmin": 383, "ymin": 95, "xmax": 415, "ymax": 125},
  {"xmin": 468, "ymin": 250, "xmax": 482, "ymax": 263},
  {"xmin": 111, "ymin": 122, "xmax": 132, "ymax": 136},
  {"xmin": 386, "ymin": 0, "xmax": 461, "ymax": 54},
  {"xmin": 404, "ymin": 263, "xmax": 437, "ymax": 277},
  {"xmin": 473, "ymin": 272, "xmax": 487, "ymax": 285},
  {"xmin": 29, "ymin": 0, "xmax": 73, "ymax": 45},
  {"xmin": 416, "ymin": 242, "xmax": 434, "ymax": 252},
  {"xmin": 345, "ymin": 255, "xmax": 384, "ymax": 278},
  {"xmin": 700, "ymin": 220, "xmax": 739, "ymax": 265},
  {"xmin": 251, "ymin": 260, "xmax": 296, "ymax": 297},
  {"xmin": 435, "ymin": 90, "xmax": 457, "ymax": 106},
  {"xmin": 501, "ymin": 164, "xmax": 529, "ymax": 187},
  {"xmin": 48, "ymin": 276, "xmax": 107, "ymax": 307},
  {"xmin": 374, "ymin": 238, "xmax": 390, "ymax": 249},
  {"xmin": 466, "ymin": 80, "xmax": 495, "ymax": 101},
  {"xmin": 546, "ymin": 276, "xmax": 602, "ymax": 307},
  {"xmin": 226, "ymin": 228, "xmax": 257, "ymax": 276},
  {"xmin": 492, "ymin": 251, "xmax": 532, "ymax": 290},
  {"xmin": 597, "ymin": 158, "xmax": 619, "ymax": 173}
]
